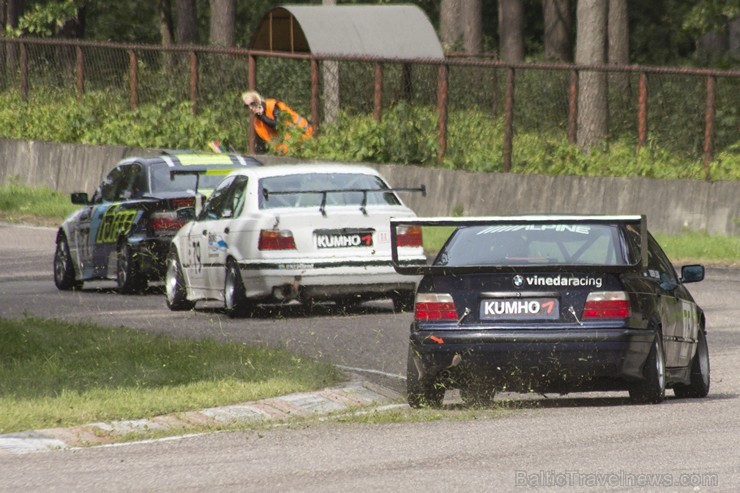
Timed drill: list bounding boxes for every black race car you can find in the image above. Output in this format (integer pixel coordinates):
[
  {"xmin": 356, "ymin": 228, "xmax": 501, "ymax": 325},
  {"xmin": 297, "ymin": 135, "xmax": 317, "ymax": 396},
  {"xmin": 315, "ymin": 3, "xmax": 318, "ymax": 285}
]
[
  {"xmin": 390, "ymin": 215, "xmax": 710, "ymax": 407},
  {"xmin": 54, "ymin": 152, "xmax": 261, "ymax": 293}
]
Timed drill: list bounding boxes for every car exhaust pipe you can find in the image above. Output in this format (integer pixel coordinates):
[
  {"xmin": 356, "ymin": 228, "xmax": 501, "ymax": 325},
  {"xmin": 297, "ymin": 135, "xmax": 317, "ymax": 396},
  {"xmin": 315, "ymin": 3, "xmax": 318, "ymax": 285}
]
[{"xmin": 272, "ymin": 281, "xmax": 300, "ymax": 302}]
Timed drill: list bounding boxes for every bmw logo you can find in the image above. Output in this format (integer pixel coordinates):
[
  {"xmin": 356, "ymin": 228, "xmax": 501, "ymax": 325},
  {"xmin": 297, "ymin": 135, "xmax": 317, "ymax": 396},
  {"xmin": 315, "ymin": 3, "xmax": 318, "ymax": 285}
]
[{"xmin": 512, "ymin": 275, "xmax": 524, "ymax": 288}]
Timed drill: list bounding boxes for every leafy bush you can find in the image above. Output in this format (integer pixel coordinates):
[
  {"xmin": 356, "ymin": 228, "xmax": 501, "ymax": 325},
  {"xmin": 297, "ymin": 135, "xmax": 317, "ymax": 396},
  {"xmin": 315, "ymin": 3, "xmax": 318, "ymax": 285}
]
[{"xmin": 0, "ymin": 89, "xmax": 737, "ymax": 181}]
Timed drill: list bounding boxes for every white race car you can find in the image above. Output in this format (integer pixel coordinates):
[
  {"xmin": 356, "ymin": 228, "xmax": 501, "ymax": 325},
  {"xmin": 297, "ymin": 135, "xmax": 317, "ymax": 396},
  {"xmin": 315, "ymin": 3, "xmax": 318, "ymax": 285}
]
[{"xmin": 165, "ymin": 163, "xmax": 426, "ymax": 316}]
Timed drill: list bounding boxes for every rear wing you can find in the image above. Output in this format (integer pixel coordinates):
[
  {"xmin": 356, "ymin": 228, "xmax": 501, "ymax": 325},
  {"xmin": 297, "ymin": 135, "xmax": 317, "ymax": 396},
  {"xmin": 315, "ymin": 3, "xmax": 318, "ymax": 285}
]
[
  {"xmin": 390, "ymin": 214, "xmax": 648, "ymax": 275},
  {"xmin": 262, "ymin": 185, "xmax": 426, "ymax": 216}
]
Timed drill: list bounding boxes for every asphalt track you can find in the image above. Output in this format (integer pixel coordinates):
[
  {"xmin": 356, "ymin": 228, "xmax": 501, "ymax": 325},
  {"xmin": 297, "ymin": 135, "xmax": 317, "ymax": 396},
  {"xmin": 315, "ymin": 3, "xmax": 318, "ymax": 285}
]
[{"xmin": 1, "ymin": 222, "xmax": 739, "ymax": 491}]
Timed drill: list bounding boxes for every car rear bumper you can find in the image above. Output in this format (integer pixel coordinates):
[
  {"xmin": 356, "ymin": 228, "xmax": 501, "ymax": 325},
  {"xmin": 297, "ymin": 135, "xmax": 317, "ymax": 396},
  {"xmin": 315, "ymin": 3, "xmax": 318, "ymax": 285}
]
[
  {"xmin": 129, "ymin": 236, "xmax": 173, "ymax": 277},
  {"xmin": 241, "ymin": 260, "xmax": 422, "ymax": 301},
  {"xmin": 409, "ymin": 327, "xmax": 657, "ymax": 393}
]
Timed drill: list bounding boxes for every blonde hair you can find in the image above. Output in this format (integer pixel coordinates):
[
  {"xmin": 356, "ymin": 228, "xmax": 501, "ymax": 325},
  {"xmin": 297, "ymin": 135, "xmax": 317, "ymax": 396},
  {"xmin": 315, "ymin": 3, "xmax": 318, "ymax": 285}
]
[{"xmin": 241, "ymin": 90, "xmax": 262, "ymax": 105}]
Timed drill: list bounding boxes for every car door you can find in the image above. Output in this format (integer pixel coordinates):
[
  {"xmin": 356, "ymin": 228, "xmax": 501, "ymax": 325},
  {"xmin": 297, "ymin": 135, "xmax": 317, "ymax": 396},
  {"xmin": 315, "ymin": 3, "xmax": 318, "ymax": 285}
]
[
  {"xmin": 204, "ymin": 176, "xmax": 250, "ymax": 293},
  {"xmin": 186, "ymin": 176, "xmax": 240, "ymax": 297},
  {"xmin": 73, "ymin": 165, "xmax": 128, "ymax": 279},
  {"xmin": 647, "ymin": 235, "xmax": 694, "ymax": 368}
]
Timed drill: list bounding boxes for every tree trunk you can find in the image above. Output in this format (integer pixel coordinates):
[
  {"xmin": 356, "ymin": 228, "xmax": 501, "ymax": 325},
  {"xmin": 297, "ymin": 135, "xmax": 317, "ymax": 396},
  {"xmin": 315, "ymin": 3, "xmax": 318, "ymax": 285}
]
[
  {"xmin": 159, "ymin": 0, "xmax": 176, "ymax": 74},
  {"xmin": 499, "ymin": 0, "xmax": 525, "ymax": 62},
  {"xmin": 322, "ymin": 0, "xmax": 339, "ymax": 125},
  {"xmin": 175, "ymin": 0, "xmax": 198, "ymax": 45},
  {"xmin": 576, "ymin": 0, "xmax": 608, "ymax": 152},
  {"xmin": 543, "ymin": 0, "xmax": 572, "ymax": 62},
  {"xmin": 462, "ymin": 0, "xmax": 482, "ymax": 55},
  {"xmin": 440, "ymin": 0, "xmax": 462, "ymax": 52},
  {"xmin": 608, "ymin": 0, "xmax": 630, "ymax": 93},
  {"xmin": 5, "ymin": 0, "xmax": 24, "ymax": 72},
  {"xmin": 209, "ymin": 0, "xmax": 235, "ymax": 47},
  {"xmin": 160, "ymin": 0, "xmax": 174, "ymax": 46}
]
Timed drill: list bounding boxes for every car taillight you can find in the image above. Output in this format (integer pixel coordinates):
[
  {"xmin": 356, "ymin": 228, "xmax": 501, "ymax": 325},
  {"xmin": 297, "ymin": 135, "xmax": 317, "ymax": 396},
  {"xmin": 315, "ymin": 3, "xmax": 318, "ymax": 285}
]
[
  {"xmin": 415, "ymin": 293, "xmax": 458, "ymax": 321},
  {"xmin": 258, "ymin": 229, "xmax": 296, "ymax": 250},
  {"xmin": 397, "ymin": 225, "xmax": 423, "ymax": 248},
  {"xmin": 150, "ymin": 211, "xmax": 188, "ymax": 236},
  {"xmin": 582, "ymin": 291, "xmax": 631, "ymax": 319}
]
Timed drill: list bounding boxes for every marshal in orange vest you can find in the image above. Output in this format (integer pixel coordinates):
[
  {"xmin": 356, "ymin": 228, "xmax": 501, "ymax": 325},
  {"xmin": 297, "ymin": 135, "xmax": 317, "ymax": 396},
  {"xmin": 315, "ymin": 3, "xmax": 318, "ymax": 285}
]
[{"xmin": 243, "ymin": 91, "xmax": 313, "ymax": 155}]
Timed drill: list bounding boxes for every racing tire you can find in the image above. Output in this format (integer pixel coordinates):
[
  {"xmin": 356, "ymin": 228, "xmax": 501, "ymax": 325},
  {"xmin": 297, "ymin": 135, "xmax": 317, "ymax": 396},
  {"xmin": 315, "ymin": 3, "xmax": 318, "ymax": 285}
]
[
  {"xmin": 406, "ymin": 346, "xmax": 445, "ymax": 409},
  {"xmin": 629, "ymin": 332, "xmax": 666, "ymax": 404},
  {"xmin": 117, "ymin": 243, "xmax": 146, "ymax": 294},
  {"xmin": 54, "ymin": 235, "xmax": 82, "ymax": 290},
  {"xmin": 224, "ymin": 259, "xmax": 253, "ymax": 318},
  {"xmin": 391, "ymin": 290, "xmax": 416, "ymax": 313},
  {"xmin": 673, "ymin": 329, "xmax": 710, "ymax": 398},
  {"xmin": 165, "ymin": 250, "xmax": 195, "ymax": 311}
]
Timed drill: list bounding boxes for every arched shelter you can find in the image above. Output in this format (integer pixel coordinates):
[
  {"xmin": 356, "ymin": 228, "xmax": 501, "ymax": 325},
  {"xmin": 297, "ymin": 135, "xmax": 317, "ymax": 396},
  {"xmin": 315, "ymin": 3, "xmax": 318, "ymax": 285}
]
[
  {"xmin": 246, "ymin": 4, "xmax": 444, "ymax": 151},
  {"xmin": 250, "ymin": 5, "xmax": 444, "ymax": 59}
]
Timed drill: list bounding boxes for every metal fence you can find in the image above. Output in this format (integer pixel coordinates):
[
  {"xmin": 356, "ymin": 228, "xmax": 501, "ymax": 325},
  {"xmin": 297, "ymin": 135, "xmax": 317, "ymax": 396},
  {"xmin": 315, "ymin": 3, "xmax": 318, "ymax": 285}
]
[{"xmin": 1, "ymin": 37, "xmax": 738, "ymax": 179}]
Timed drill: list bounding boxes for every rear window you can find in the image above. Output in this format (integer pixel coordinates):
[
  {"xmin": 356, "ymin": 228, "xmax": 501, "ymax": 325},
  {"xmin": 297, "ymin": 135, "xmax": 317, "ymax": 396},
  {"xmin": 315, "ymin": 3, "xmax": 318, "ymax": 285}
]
[
  {"xmin": 259, "ymin": 173, "xmax": 401, "ymax": 209},
  {"xmin": 149, "ymin": 163, "xmax": 236, "ymax": 193},
  {"xmin": 435, "ymin": 223, "xmax": 629, "ymax": 266}
]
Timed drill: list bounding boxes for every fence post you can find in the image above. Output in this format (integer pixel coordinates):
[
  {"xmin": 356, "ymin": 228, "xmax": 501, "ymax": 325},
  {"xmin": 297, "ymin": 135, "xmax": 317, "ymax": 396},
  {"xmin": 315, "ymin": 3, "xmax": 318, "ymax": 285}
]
[
  {"xmin": 128, "ymin": 50, "xmax": 138, "ymax": 110},
  {"xmin": 637, "ymin": 72, "xmax": 648, "ymax": 148},
  {"xmin": 248, "ymin": 53, "xmax": 256, "ymax": 154},
  {"xmin": 189, "ymin": 51, "xmax": 198, "ymax": 114},
  {"xmin": 437, "ymin": 63, "xmax": 448, "ymax": 164},
  {"xmin": 503, "ymin": 67, "xmax": 515, "ymax": 172},
  {"xmin": 20, "ymin": 42, "xmax": 28, "ymax": 101},
  {"xmin": 76, "ymin": 46, "xmax": 84, "ymax": 99},
  {"xmin": 568, "ymin": 70, "xmax": 577, "ymax": 145},
  {"xmin": 373, "ymin": 62, "xmax": 384, "ymax": 122},
  {"xmin": 311, "ymin": 57, "xmax": 320, "ymax": 134},
  {"xmin": 703, "ymin": 75, "xmax": 716, "ymax": 181}
]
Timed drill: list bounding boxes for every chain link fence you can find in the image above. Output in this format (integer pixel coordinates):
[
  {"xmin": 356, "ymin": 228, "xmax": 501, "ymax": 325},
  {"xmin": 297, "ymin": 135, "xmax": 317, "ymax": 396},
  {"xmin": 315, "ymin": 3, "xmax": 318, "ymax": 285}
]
[{"xmin": 1, "ymin": 37, "xmax": 738, "ymax": 178}]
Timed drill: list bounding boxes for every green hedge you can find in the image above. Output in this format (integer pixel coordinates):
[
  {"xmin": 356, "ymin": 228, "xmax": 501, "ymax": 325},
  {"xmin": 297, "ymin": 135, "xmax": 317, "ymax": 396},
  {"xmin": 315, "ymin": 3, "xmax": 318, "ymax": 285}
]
[{"xmin": 1, "ymin": 90, "xmax": 737, "ymax": 181}]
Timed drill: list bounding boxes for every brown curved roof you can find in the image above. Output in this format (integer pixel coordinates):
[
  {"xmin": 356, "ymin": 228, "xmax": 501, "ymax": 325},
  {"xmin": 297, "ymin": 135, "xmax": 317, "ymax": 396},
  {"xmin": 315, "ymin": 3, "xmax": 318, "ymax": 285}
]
[{"xmin": 250, "ymin": 5, "xmax": 444, "ymax": 60}]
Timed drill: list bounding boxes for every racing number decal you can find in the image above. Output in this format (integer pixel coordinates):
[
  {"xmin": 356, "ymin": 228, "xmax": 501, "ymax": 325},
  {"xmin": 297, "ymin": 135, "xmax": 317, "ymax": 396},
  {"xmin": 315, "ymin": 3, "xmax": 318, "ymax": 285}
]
[
  {"xmin": 96, "ymin": 206, "xmax": 138, "ymax": 244},
  {"xmin": 190, "ymin": 240, "xmax": 202, "ymax": 273},
  {"xmin": 77, "ymin": 226, "xmax": 92, "ymax": 261}
]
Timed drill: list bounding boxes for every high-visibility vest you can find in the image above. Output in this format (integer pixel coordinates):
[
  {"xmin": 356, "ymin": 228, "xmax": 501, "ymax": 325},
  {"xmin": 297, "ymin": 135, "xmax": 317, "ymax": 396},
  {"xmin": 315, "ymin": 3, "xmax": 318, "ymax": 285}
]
[{"xmin": 253, "ymin": 99, "xmax": 313, "ymax": 154}]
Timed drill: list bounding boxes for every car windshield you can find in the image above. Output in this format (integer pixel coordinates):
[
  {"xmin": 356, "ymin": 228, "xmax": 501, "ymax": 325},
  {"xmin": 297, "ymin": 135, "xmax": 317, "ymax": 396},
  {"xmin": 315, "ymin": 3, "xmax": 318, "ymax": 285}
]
[
  {"xmin": 435, "ymin": 223, "xmax": 629, "ymax": 266},
  {"xmin": 259, "ymin": 173, "xmax": 401, "ymax": 209},
  {"xmin": 149, "ymin": 163, "xmax": 236, "ymax": 194}
]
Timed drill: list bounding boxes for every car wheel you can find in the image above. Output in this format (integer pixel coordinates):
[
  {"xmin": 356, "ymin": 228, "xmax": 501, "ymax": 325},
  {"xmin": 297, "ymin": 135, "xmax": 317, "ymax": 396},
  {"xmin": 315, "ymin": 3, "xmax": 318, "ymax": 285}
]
[
  {"xmin": 54, "ymin": 235, "xmax": 82, "ymax": 290},
  {"xmin": 406, "ymin": 346, "xmax": 445, "ymax": 409},
  {"xmin": 224, "ymin": 259, "xmax": 252, "ymax": 318},
  {"xmin": 117, "ymin": 244, "xmax": 146, "ymax": 294},
  {"xmin": 392, "ymin": 290, "xmax": 415, "ymax": 313},
  {"xmin": 673, "ymin": 329, "xmax": 710, "ymax": 398},
  {"xmin": 629, "ymin": 332, "xmax": 666, "ymax": 404},
  {"xmin": 165, "ymin": 249, "xmax": 195, "ymax": 311}
]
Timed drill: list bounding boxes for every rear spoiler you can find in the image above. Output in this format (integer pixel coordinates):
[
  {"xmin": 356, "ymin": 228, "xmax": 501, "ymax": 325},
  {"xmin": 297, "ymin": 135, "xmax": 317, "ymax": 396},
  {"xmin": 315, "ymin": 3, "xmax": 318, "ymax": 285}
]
[
  {"xmin": 262, "ymin": 185, "xmax": 426, "ymax": 217},
  {"xmin": 390, "ymin": 214, "xmax": 648, "ymax": 275}
]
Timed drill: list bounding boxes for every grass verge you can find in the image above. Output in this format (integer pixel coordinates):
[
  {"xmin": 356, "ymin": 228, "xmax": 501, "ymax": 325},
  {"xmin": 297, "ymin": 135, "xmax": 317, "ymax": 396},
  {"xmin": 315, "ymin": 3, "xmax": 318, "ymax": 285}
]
[{"xmin": 0, "ymin": 316, "xmax": 342, "ymax": 434}]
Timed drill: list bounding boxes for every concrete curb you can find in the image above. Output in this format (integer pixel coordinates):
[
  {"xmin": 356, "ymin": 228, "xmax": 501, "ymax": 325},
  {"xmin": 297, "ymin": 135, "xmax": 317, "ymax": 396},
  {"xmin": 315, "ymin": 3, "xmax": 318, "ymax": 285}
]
[{"xmin": 0, "ymin": 378, "xmax": 404, "ymax": 455}]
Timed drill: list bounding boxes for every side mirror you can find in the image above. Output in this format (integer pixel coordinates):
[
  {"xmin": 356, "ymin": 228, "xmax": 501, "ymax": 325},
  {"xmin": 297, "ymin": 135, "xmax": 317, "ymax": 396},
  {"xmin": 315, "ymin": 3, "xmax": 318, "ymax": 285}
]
[
  {"xmin": 71, "ymin": 192, "xmax": 89, "ymax": 205},
  {"xmin": 681, "ymin": 264, "xmax": 705, "ymax": 283}
]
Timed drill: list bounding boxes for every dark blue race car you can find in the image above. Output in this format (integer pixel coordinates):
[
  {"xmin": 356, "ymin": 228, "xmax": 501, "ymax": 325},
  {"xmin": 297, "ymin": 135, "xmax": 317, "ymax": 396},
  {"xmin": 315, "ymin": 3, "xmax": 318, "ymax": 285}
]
[
  {"xmin": 54, "ymin": 152, "xmax": 261, "ymax": 293},
  {"xmin": 391, "ymin": 215, "xmax": 710, "ymax": 407}
]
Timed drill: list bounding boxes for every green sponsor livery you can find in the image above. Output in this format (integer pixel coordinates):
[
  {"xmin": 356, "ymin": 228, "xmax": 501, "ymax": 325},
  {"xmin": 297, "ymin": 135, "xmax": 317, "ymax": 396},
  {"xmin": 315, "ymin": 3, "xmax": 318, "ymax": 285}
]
[{"xmin": 96, "ymin": 205, "xmax": 138, "ymax": 244}]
